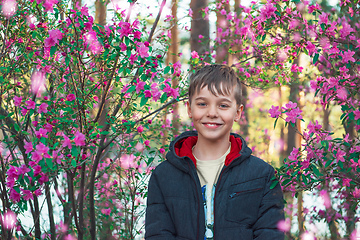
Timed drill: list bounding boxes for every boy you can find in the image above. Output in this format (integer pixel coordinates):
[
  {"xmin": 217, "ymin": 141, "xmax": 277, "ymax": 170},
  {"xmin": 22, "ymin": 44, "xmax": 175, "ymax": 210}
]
[{"xmin": 145, "ymin": 64, "xmax": 284, "ymax": 240}]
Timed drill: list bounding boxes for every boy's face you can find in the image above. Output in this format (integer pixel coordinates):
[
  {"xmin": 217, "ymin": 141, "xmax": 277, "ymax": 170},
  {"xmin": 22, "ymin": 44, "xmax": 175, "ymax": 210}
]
[{"xmin": 187, "ymin": 85, "xmax": 243, "ymax": 143}]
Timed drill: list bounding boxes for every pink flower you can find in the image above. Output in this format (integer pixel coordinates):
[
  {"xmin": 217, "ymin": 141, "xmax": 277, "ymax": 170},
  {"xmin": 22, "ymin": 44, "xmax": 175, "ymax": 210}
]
[
  {"xmin": 1, "ymin": 0, "xmax": 17, "ymax": 18},
  {"xmin": 18, "ymin": 165, "xmax": 30, "ymax": 175},
  {"xmin": 277, "ymin": 218, "xmax": 291, "ymax": 232},
  {"xmin": 9, "ymin": 188, "xmax": 21, "ymax": 203},
  {"xmin": 307, "ymin": 120, "xmax": 322, "ymax": 134},
  {"xmin": 22, "ymin": 189, "xmax": 33, "ymax": 201},
  {"xmin": 62, "ymin": 134, "xmax": 72, "ymax": 149},
  {"xmin": 13, "ymin": 96, "xmax": 22, "ymax": 106},
  {"xmin": 336, "ymin": 87, "xmax": 347, "ymax": 101},
  {"xmin": 66, "ymin": 94, "xmax": 76, "ymax": 101},
  {"xmin": 319, "ymin": 190, "xmax": 331, "ymax": 209},
  {"xmin": 7, "ymin": 165, "xmax": 20, "ymax": 179},
  {"xmin": 38, "ymin": 103, "xmax": 49, "ymax": 114},
  {"xmin": 34, "ymin": 142, "xmax": 51, "ymax": 160},
  {"xmin": 354, "ymin": 109, "xmax": 360, "ymax": 120},
  {"xmin": 159, "ymin": 148, "xmax": 165, "ymax": 154},
  {"xmin": 341, "ymin": 50, "xmax": 355, "ymax": 63},
  {"xmin": 101, "ymin": 208, "xmax": 111, "ymax": 216},
  {"xmin": 38, "ymin": 173, "xmax": 49, "ymax": 185},
  {"xmin": 259, "ymin": 3, "xmax": 277, "ymax": 21},
  {"xmin": 282, "ymin": 101, "xmax": 302, "ymax": 124},
  {"xmin": 120, "ymin": 154, "xmax": 136, "ymax": 169},
  {"xmin": 188, "ymin": 8, "xmax": 193, "ymax": 17},
  {"xmin": 73, "ymin": 131, "xmax": 86, "ymax": 146},
  {"xmin": 137, "ymin": 126, "xmax": 144, "ymax": 133},
  {"xmin": 220, "ymin": 9, "xmax": 227, "ymax": 15},
  {"xmin": 31, "ymin": 71, "xmax": 46, "ymax": 95},
  {"xmin": 169, "ymin": 88, "xmax": 179, "ymax": 98},
  {"xmin": 136, "ymin": 81, "xmax": 146, "ymax": 94},
  {"xmin": 343, "ymin": 178, "xmax": 352, "ymax": 187},
  {"xmin": 35, "ymin": 128, "xmax": 48, "ymax": 139},
  {"xmin": 45, "ymin": 29, "xmax": 63, "ymax": 47},
  {"xmin": 268, "ymin": 105, "xmax": 281, "ymax": 118},
  {"xmin": 135, "ymin": 142, "xmax": 144, "ymax": 152},
  {"xmin": 26, "ymin": 99, "xmax": 35, "ymax": 110},
  {"xmin": 144, "ymin": 140, "xmax": 150, "ymax": 146},
  {"xmin": 84, "ymin": 31, "xmax": 103, "ymax": 55},
  {"xmin": 43, "ymin": 0, "xmax": 58, "ymax": 12},
  {"xmin": 24, "ymin": 141, "xmax": 34, "ymax": 154},
  {"xmin": 144, "ymin": 90, "xmax": 152, "ymax": 98},
  {"xmin": 352, "ymin": 187, "xmax": 360, "ymax": 198},
  {"xmin": 318, "ymin": 12, "xmax": 329, "ymax": 25},
  {"xmin": 118, "ymin": 22, "xmax": 132, "ymax": 38},
  {"xmin": 305, "ymin": 41, "xmax": 316, "ymax": 56},
  {"xmin": 350, "ymin": 230, "xmax": 360, "ymax": 240},
  {"xmin": 34, "ymin": 188, "xmax": 42, "ymax": 197},
  {"xmin": 33, "ymin": 165, "xmax": 42, "ymax": 177},
  {"xmin": 137, "ymin": 43, "xmax": 149, "ymax": 58},
  {"xmin": 339, "ymin": 22, "xmax": 354, "ymax": 38},
  {"xmin": 1, "ymin": 210, "xmax": 17, "ymax": 230},
  {"xmin": 191, "ymin": 51, "xmax": 199, "ymax": 59},
  {"xmin": 336, "ymin": 149, "xmax": 346, "ymax": 162}
]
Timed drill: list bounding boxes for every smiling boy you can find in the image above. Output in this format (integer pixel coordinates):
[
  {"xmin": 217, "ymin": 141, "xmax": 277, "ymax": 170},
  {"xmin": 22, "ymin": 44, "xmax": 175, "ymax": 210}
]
[{"xmin": 145, "ymin": 64, "xmax": 284, "ymax": 240}]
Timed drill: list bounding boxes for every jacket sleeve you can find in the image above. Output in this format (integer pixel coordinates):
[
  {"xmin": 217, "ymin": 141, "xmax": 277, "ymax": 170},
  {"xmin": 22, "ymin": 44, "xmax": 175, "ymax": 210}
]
[
  {"xmin": 253, "ymin": 167, "xmax": 285, "ymax": 240},
  {"xmin": 145, "ymin": 168, "xmax": 177, "ymax": 240}
]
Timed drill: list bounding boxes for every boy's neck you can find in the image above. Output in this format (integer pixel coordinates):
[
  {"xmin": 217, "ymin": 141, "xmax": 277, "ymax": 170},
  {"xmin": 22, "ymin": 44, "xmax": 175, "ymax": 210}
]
[{"xmin": 193, "ymin": 135, "xmax": 231, "ymax": 161}]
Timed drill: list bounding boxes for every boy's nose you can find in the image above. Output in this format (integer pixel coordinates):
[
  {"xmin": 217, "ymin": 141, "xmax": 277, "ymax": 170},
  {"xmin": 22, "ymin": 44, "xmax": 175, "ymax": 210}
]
[{"xmin": 207, "ymin": 106, "xmax": 218, "ymax": 118}]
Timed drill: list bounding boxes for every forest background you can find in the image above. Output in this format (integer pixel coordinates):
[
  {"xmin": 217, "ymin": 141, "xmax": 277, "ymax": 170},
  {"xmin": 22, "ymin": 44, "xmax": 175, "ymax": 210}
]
[{"xmin": 0, "ymin": 0, "xmax": 359, "ymax": 239}]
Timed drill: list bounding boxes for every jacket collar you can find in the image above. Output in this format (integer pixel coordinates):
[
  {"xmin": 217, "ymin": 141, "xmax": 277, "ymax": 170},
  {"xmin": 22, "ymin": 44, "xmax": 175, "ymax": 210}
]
[{"xmin": 166, "ymin": 131, "xmax": 252, "ymax": 171}]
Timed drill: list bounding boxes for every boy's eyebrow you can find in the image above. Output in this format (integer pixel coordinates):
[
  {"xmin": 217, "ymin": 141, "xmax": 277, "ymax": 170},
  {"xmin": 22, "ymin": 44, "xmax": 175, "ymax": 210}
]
[{"xmin": 194, "ymin": 96, "xmax": 233, "ymax": 102}]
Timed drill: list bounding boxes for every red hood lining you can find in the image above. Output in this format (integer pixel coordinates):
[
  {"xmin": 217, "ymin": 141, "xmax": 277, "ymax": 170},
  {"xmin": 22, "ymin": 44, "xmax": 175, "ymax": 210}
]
[{"xmin": 174, "ymin": 135, "xmax": 242, "ymax": 167}]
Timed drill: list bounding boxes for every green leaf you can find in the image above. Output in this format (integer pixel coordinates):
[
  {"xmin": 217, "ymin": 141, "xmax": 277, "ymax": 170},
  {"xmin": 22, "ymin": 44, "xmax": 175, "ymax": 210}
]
[
  {"xmin": 160, "ymin": 93, "xmax": 168, "ymax": 103},
  {"xmin": 71, "ymin": 159, "xmax": 77, "ymax": 168},
  {"xmin": 46, "ymin": 158, "xmax": 54, "ymax": 170},
  {"xmin": 14, "ymin": 123, "xmax": 20, "ymax": 132},
  {"xmin": 273, "ymin": 118, "xmax": 279, "ymax": 129},
  {"xmin": 325, "ymin": 159, "xmax": 333, "ymax": 168},
  {"xmin": 126, "ymin": 85, "xmax": 136, "ymax": 93},
  {"xmin": 312, "ymin": 164, "xmax": 322, "ymax": 177},
  {"xmin": 50, "ymin": 46, "xmax": 57, "ymax": 56},
  {"xmin": 140, "ymin": 96, "xmax": 148, "ymax": 107},
  {"xmin": 270, "ymin": 179, "xmax": 279, "ymax": 189},
  {"xmin": 71, "ymin": 146, "xmax": 79, "ymax": 157},
  {"xmin": 164, "ymin": 66, "xmax": 171, "ymax": 74},
  {"xmin": 313, "ymin": 53, "xmax": 319, "ymax": 64}
]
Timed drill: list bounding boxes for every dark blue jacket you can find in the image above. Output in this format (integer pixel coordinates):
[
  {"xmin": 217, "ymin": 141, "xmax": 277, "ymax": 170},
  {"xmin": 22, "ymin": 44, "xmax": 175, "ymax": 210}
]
[{"xmin": 145, "ymin": 131, "xmax": 284, "ymax": 240}]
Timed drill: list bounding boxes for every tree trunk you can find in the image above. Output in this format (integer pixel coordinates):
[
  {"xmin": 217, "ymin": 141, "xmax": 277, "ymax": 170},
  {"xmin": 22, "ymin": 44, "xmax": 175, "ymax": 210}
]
[
  {"xmin": 45, "ymin": 183, "xmax": 56, "ymax": 240},
  {"xmin": 190, "ymin": 0, "xmax": 209, "ymax": 55},
  {"xmin": 215, "ymin": 2, "xmax": 230, "ymax": 64},
  {"xmin": 95, "ymin": 0, "xmax": 107, "ymax": 27},
  {"xmin": 286, "ymin": 57, "xmax": 304, "ymax": 235},
  {"xmin": 171, "ymin": 0, "xmax": 180, "ymax": 136}
]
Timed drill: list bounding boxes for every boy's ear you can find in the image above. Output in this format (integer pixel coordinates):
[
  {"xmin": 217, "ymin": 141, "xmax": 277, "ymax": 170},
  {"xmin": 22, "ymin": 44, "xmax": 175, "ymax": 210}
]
[
  {"xmin": 187, "ymin": 101, "xmax": 192, "ymax": 118},
  {"xmin": 235, "ymin": 104, "xmax": 244, "ymax": 122}
]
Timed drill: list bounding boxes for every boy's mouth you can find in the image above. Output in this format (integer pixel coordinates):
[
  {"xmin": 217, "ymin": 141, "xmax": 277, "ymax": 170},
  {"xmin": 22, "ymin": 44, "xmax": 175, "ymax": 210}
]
[{"xmin": 203, "ymin": 123, "xmax": 222, "ymax": 128}]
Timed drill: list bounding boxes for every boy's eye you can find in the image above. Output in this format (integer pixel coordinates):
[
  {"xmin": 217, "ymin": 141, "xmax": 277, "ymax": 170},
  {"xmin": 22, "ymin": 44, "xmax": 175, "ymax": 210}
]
[
  {"xmin": 197, "ymin": 103, "xmax": 206, "ymax": 106},
  {"xmin": 220, "ymin": 104, "xmax": 229, "ymax": 108}
]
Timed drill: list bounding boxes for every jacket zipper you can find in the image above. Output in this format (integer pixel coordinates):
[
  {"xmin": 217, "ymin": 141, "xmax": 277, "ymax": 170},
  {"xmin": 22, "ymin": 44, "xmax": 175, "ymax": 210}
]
[
  {"xmin": 213, "ymin": 166, "xmax": 228, "ymax": 240},
  {"xmin": 229, "ymin": 188, "xmax": 263, "ymax": 198},
  {"xmin": 187, "ymin": 161, "xmax": 201, "ymax": 240}
]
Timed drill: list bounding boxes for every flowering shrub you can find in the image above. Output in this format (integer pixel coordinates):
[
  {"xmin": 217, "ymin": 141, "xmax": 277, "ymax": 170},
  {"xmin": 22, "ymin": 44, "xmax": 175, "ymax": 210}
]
[{"xmin": 0, "ymin": 0, "xmax": 182, "ymax": 239}]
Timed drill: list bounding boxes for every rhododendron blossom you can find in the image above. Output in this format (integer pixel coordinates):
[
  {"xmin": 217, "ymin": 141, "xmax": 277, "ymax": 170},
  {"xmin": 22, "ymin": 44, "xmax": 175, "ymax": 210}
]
[
  {"xmin": 0, "ymin": 210, "xmax": 17, "ymax": 229},
  {"xmin": 31, "ymin": 71, "xmax": 46, "ymax": 94},
  {"xmin": 45, "ymin": 29, "xmax": 63, "ymax": 48},
  {"xmin": 1, "ymin": 0, "xmax": 17, "ymax": 18},
  {"xmin": 74, "ymin": 131, "xmax": 86, "ymax": 146}
]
